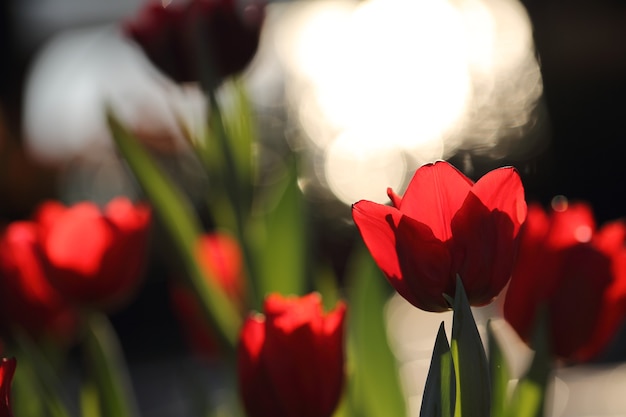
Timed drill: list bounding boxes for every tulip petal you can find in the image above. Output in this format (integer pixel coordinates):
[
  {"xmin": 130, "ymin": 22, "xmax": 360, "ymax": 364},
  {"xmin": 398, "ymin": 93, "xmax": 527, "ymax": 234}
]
[
  {"xmin": 44, "ymin": 203, "xmax": 112, "ymax": 277},
  {"xmin": 387, "ymin": 187, "xmax": 402, "ymax": 209},
  {"xmin": 451, "ymin": 167, "xmax": 526, "ymax": 304},
  {"xmin": 397, "ymin": 161, "xmax": 473, "ymax": 242},
  {"xmin": 470, "ymin": 166, "xmax": 527, "ymax": 236},
  {"xmin": 352, "ymin": 201, "xmax": 417, "ymax": 306},
  {"xmin": 352, "ymin": 200, "xmax": 453, "ymax": 311},
  {"xmin": 265, "ymin": 299, "xmax": 347, "ymax": 417},
  {"xmin": 0, "ymin": 357, "xmax": 15, "ymax": 417},
  {"xmin": 546, "ymin": 202, "xmax": 596, "ymax": 249},
  {"xmin": 317, "ymin": 301, "xmax": 347, "ymax": 417},
  {"xmin": 238, "ymin": 315, "xmax": 285, "ymax": 417}
]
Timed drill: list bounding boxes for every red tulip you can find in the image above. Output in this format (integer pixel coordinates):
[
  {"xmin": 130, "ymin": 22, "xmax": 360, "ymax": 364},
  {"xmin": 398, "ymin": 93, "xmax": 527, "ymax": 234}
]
[
  {"xmin": 123, "ymin": 0, "xmax": 265, "ymax": 86},
  {"xmin": 503, "ymin": 202, "xmax": 626, "ymax": 361},
  {"xmin": 0, "ymin": 222, "xmax": 78, "ymax": 344},
  {"xmin": 0, "ymin": 358, "xmax": 16, "ymax": 417},
  {"xmin": 37, "ymin": 197, "xmax": 151, "ymax": 311},
  {"xmin": 238, "ymin": 293, "xmax": 346, "ymax": 417},
  {"xmin": 352, "ymin": 160, "xmax": 527, "ymax": 312},
  {"xmin": 171, "ymin": 232, "xmax": 246, "ymax": 358}
]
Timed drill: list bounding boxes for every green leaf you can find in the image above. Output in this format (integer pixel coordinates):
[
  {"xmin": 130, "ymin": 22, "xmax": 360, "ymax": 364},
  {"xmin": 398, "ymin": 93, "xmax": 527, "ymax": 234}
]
[
  {"xmin": 506, "ymin": 307, "xmax": 551, "ymax": 417},
  {"xmin": 107, "ymin": 110, "xmax": 241, "ymax": 350},
  {"xmin": 199, "ymin": 87, "xmax": 260, "ymax": 307},
  {"xmin": 449, "ymin": 275, "xmax": 491, "ymax": 417},
  {"xmin": 83, "ymin": 313, "xmax": 139, "ymax": 417},
  {"xmin": 219, "ymin": 79, "xmax": 255, "ymax": 202},
  {"xmin": 80, "ymin": 380, "xmax": 102, "ymax": 417},
  {"xmin": 248, "ymin": 156, "xmax": 308, "ymax": 299},
  {"xmin": 420, "ymin": 322, "xmax": 455, "ymax": 417},
  {"xmin": 11, "ymin": 333, "xmax": 72, "ymax": 417},
  {"xmin": 346, "ymin": 243, "xmax": 407, "ymax": 417},
  {"xmin": 488, "ymin": 320, "xmax": 511, "ymax": 417}
]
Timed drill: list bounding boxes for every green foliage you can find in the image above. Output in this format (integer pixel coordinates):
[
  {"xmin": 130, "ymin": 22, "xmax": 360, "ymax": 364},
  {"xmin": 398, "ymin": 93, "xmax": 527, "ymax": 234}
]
[
  {"xmin": 449, "ymin": 276, "xmax": 491, "ymax": 417},
  {"xmin": 345, "ymin": 244, "xmax": 407, "ymax": 417},
  {"xmin": 247, "ymin": 156, "xmax": 308, "ymax": 299},
  {"xmin": 488, "ymin": 320, "xmax": 511, "ymax": 417},
  {"xmin": 82, "ymin": 313, "xmax": 139, "ymax": 417},
  {"xmin": 107, "ymin": 110, "xmax": 241, "ymax": 350},
  {"xmin": 420, "ymin": 322, "xmax": 455, "ymax": 417},
  {"xmin": 506, "ymin": 308, "xmax": 551, "ymax": 417}
]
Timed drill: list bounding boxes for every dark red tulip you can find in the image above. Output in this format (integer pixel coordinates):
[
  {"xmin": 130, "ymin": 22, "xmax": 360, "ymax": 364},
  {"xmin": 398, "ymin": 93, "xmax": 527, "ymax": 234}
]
[
  {"xmin": 123, "ymin": 0, "xmax": 265, "ymax": 86},
  {"xmin": 352, "ymin": 160, "xmax": 527, "ymax": 312},
  {"xmin": 503, "ymin": 202, "xmax": 626, "ymax": 361},
  {"xmin": 0, "ymin": 358, "xmax": 15, "ymax": 417},
  {"xmin": 0, "ymin": 221, "xmax": 78, "ymax": 344},
  {"xmin": 171, "ymin": 232, "xmax": 246, "ymax": 358},
  {"xmin": 37, "ymin": 197, "xmax": 151, "ymax": 311},
  {"xmin": 238, "ymin": 293, "xmax": 346, "ymax": 417}
]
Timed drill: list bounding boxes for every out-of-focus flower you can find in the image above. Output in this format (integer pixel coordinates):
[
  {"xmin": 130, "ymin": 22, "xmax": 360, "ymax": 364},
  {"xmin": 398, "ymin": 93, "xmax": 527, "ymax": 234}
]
[
  {"xmin": 171, "ymin": 232, "xmax": 246, "ymax": 358},
  {"xmin": 503, "ymin": 202, "xmax": 626, "ymax": 362},
  {"xmin": 352, "ymin": 160, "xmax": 527, "ymax": 312},
  {"xmin": 0, "ymin": 222, "xmax": 78, "ymax": 345},
  {"xmin": 36, "ymin": 197, "xmax": 151, "ymax": 311},
  {"xmin": 0, "ymin": 357, "xmax": 16, "ymax": 417},
  {"xmin": 238, "ymin": 293, "xmax": 346, "ymax": 417},
  {"xmin": 123, "ymin": 0, "xmax": 265, "ymax": 87}
]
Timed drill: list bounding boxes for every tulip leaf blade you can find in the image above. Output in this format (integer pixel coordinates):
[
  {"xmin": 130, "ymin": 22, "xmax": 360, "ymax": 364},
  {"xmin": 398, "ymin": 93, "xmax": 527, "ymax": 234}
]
[
  {"xmin": 488, "ymin": 320, "xmax": 511, "ymax": 417},
  {"xmin": 11, "ymin": 332, "xmax": 73, "ymax": 417},
  {"xmin": 107, "ymin": 109, "xmax": 242, "ymax": 350},
  {"xmin": 506, "ymin": 307, "xmax": 551, "ymax": 417},
  {"xmin": 420, "ymin": 321, "xmax": 455, "ymax": 417},
  {"xmin": 346, "ymin": 243, "xmax": 407, "ymax": 417},
  {"xmin": 248, "ymin": 155, "xmax": 308, "ymax": 299},
  {"xmin": 83, "ymin": 312, "xmax": 139, "ymax": 417},
  {"xmin": 450, "ymin": 275, "xmax": 491, "ymax": 417}
]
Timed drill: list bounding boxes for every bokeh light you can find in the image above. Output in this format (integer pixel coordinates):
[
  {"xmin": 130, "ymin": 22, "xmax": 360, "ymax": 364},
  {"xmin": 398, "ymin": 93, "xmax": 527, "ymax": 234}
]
[{"xmin": 249, "ymin": 0, "xmax": 544, "ymax": 206}]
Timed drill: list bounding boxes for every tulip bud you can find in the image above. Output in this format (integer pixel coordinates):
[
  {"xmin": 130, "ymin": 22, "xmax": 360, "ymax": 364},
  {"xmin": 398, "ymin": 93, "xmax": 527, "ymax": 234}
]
[
  {"xmin": 238, "ymin": 293, "xmax": 346, "ymax": 417},
  {"xmin": 352, "ymin": 160, "xmax": 527, "ymax": 312},
  {"xmin": 171, "ymin": 232, "xmax": 246, "ymax": 358},
  {"xmin": 504, "ymin": 202, "xmax": 626, "ymax": 361},
  {"xmin": 123, "ymin": 0, "xmax": 265, "ymax": 88},
  {"xmin": 0, "ymin": 222, "xmax": 78, "ymax": 345},
  {"xmin": 37, "ymin": 197, "xmax": 151, "ymax": 311}
]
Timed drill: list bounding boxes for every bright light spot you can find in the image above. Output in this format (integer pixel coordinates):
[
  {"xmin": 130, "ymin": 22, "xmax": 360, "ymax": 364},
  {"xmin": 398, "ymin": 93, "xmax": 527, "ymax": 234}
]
[
  {"xmin": 250, "ymin": 0, "xmax": 544, "ymax": 206},
  {"xmin": 551, "ymin": 195, "xmax": 569, "ymax": 212},
  {"xmin": 23, "ymin": 26, "xmax": 202, "ymax": 164},
  {"xmin": 575, "ymin": 225, "xmax": 593, "ymax": 243},
  {"xmin": 324, "ymin": 131, "xmax": 406, "ymax": 205}
]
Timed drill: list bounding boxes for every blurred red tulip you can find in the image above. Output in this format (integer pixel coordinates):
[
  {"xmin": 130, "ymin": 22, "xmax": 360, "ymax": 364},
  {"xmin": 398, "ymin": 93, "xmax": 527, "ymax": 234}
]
[
  {"xmin": 504, "ymin": 202, "xmax": 626, "ymax": 361},
  {"xmin": 0, "ymin": 222, "xmax": 78, "ymax": 345},
  {"xmin": 238, "ymin": 293, "xmax": 346, "ymax": 417},
  {"xmin": 0, "ymin": 358, "xmax": 15, "ymax": 417},
  {"xmin": 352, "ymin": 160, "xmax": 527, "ymax": 312},
  {"xmin": 171, "ymin": 232, "xmax": 246, "ymax": 358},
  {"xmin": 123, "ymin": 0, "xmax": 265, "ymax": 86},
  {"xmin": 37, "ymin": 197, "xmax": 151, "ymax": 311}
]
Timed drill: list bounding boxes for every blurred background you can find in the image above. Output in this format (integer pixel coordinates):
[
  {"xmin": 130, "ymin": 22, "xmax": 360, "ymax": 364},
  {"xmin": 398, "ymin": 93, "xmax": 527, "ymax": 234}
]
[{"xmin": 2, "ymin": 0, "xmax": 626, "ymax": 415}]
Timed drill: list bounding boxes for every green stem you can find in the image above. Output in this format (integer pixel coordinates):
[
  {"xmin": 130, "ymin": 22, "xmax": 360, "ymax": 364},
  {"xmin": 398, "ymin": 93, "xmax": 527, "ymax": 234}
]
[
  {"xmin": 82, "ymin": 312, "xmax": 140, "ymax": 417},
  {"xmin": 205, "ymin": 89, "xmax": 260, "ymax": 309}
]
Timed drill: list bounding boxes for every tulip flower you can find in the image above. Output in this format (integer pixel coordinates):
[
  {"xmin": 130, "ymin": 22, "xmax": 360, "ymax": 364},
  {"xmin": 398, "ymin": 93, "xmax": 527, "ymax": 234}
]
[
  {"xmin": 0, "ymin": 357, "xmax": 16, "ymax": 417},
  {"xmin": 352, "ymin": 160, "xmax": 527, "ymax": 312},
  {"xmin": 171, "ymin": 232, "xmax": 246, "ymax": 358},
  {"xmin": 0, "ymin": 221, "xmax": 78, "ymax": 344},
  {"xmin": 503, "ymin": 201, "xmax": 626, "ymax": 361},
  {"xmin": 238, "ymin": 293, "xmax": 346, "ymax": 417},
  {"xmin": 36, "ymin": 197, "xmax": 151, "ymax": 311},
  {"xmin": 123, "ymin": 0, "xmax": 265, "ymax": 87}
]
